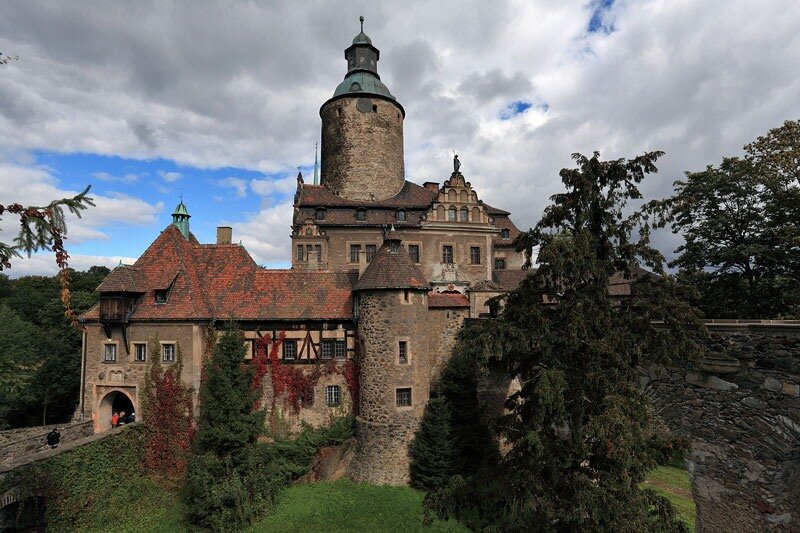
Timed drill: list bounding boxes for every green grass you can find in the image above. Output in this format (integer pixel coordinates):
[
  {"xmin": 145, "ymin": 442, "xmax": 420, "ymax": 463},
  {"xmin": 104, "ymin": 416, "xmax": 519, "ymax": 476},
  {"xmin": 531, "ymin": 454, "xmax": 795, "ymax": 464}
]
[
  {"xmin": 246, "ymin": 479, "xmax": 467, "ymax": 533},
  {"xmin": 642, "ymin": 465, "xmax": 696, "ymax": 532},
  {"xmin": 80, "ymin": 479, "xmax": 465, "ymax": 533}
]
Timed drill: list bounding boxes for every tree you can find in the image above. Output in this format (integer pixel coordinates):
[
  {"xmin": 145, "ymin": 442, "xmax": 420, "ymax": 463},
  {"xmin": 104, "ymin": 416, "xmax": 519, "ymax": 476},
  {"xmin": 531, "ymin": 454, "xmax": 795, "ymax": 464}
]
[
  {"xmin": 0, "ymin": 188, "xmax": 94, "ymax": 326},
  {"xmin": 426, "ymin": 151, "xmax": 704, "ymax": 532},
  {"xmin": 409, "ymin": 397, "xmax": 455, "ymax": 491},
  {"xmin": 184, "ymin": 323, "xmax": 268, "ymax": 531},
  {"xmin": 0, "ymin": 304, "xmax": 41, "ymax": 425},
  {"xmin": 668, "ymin": 120, "xmax": 800, "ymax": 318}
]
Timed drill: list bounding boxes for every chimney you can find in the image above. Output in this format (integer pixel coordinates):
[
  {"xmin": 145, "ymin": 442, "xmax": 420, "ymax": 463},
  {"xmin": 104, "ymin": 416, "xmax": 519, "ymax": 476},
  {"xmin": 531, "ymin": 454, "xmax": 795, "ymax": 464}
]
[
  {"xmin": 216, "ymin": 226, "xmax": 232, "ymax": 245},
  {"xmin": 358, "ymin": 249, "xmax": 368, "ymax": 278},
  {"xmin": 423, "ymin": 181, "xmax": 439, "ymax": 193}
]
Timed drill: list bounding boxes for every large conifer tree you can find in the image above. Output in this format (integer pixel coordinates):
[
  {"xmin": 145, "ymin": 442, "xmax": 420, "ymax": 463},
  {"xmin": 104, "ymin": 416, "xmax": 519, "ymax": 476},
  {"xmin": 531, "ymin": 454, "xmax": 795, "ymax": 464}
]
[{"xmin": 427, "ymin": 151, "xmax": 705, "ymax": 532}]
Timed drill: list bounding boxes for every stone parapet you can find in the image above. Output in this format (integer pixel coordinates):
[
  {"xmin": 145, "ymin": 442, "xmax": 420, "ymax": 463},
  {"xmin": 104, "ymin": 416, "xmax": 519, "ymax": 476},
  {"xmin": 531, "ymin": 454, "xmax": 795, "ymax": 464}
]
[{"xmin": 0, "ymin": 421, "xmax": 93, "ymax": 466}]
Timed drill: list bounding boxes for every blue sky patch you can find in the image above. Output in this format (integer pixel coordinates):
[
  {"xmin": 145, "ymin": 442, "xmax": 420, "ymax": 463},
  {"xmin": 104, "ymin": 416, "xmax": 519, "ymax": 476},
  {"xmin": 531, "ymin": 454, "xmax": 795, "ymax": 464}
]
[
  {"xmin": 499, "ymin": 100, "xmax": 533, "ymax": 120},
  {"xmin": 587, "ymin": 0, "xmax": 615, "ymax": 34}
]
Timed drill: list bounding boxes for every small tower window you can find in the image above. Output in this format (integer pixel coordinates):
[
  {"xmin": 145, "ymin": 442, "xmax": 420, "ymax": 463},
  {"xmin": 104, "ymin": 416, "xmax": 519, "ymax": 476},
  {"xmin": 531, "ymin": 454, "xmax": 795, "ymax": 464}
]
[
  {"xmin": 495, "ymin": 258, "xmax": 506, "ymax": 270},
  {"xmin": 396, "ymin": 388, "xmax": 412, "ymax": 407},
  {"xmin": 396, "ymin": 209, "xmax": 406, "ymax": 221},
  {"xmin": 460, "ymin": 207, "xmax": 469, "ymax": 222},
  {"xmin": 372, "ymin": 104, "xmax": 378, "ymax": 113},
  {"xmin": 501, "ymin": 229, "xmax": 510, "ymax": 239},
  {"xmin": 315, "ymin": 207, "xmax": 327, "ymax": 221},
  {"xmin": 398, "ymin": 341, "xmax": 408, "ymax": 364},
  {"xmin": 356, "ymin": 208, "xmax": 366, "ymax": 221}
]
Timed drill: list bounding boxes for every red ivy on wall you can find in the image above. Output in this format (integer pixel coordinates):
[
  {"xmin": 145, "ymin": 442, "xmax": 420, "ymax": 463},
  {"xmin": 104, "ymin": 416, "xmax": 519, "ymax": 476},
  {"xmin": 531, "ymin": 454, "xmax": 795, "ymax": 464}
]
[
  {"xmin": 253, "ymin": 331, "xmax": 360, "ymax": 419},
  {"xmin": 141, "ymin": 343, "xmax": 194, "ymax": 478}
]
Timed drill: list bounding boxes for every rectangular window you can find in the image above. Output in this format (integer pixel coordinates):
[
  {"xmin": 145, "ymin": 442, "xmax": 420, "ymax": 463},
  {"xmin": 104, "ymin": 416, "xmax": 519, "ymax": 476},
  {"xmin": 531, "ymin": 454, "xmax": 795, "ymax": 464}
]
[
  {"xmin": 243, "ymin": 340, "xmax": 254, "ymax": 360},
  {"xmin": 408, "ymin": 244, "xmax": 420, "ymax": 264},
  {"xmin": 396, "ymin": 387, "xmax": 412, "ymax": 407},
  {"xmin": 297, "ymin": 245, "xmax": 305, "ymax": 262},
  {"xmin": 334, "ymin": 340, "xmax": 346, "ymax": 360},
  {"xmin": 283, "ymin": 340, "xmax": 297, "ymax": 361},
  {"xmin": 470, "ymin": 246, "xmax": 481, "ymax": 265},
  {"xmin": 398, "ymin": 341, "xmax": 408, "ymax": 364},
  {"xmin": 320, "ymin": 339, "xmax": 334, "ymax": 360},
  {"xmin": 494, "ymin": 258, "xmax": 506, "ymax": 270},
  {"xmin": 442, "ymin": 245, "xmax": 454, "ymax": 264},
  {"xmin": 350, "ymin": 244, "xmax": 361, "ymax": 263},
  {"xmin": 161, "ymin": 343, "xmax": 176, "ymax": 363},
  {"xmin": 133, "ymin": 342, "xmax": 147, "ymax": 363},
  {"xmin": 326, "ymin": 385, "xmax": 341, "ymax": 407},
  {"xmin": 403, "ymin": 289, "xmax": 410, "ymax": 303},
  {"xmin": 366, "ymin": 244, "xmax": 377, "ymax": 262},
  {"xmin": 103, "ymin": 343, "xmax": 117, "ymax": 363},
  {"xmin": 315, "ymin": 244, "xmax": 322, "ymax": 262}
]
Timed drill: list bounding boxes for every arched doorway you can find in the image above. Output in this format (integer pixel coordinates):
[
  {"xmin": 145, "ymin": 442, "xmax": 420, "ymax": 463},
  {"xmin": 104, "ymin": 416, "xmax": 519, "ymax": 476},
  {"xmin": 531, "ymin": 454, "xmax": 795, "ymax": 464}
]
[{"xmin": 97, "ymin": 390, "xmax": 135, "ymax": 432}]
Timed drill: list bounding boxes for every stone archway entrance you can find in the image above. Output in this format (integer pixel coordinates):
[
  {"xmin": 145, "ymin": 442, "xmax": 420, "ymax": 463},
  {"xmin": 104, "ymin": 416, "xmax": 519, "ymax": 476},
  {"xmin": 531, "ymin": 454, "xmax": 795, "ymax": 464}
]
[{"xmin": 97, "ymin": 390, "xmax": 136, "ymax": 432}]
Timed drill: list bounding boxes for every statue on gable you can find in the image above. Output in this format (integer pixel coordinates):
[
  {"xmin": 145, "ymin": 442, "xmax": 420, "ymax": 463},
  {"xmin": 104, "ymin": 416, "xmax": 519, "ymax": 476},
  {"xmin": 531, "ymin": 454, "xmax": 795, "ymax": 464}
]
[
  {"xmin": 297, "ymin": 170, "xmax": 304, "ymax": 186},
  {"xmin": 453, "ymin": 154, "xmax": 461, "ymax": 173}
]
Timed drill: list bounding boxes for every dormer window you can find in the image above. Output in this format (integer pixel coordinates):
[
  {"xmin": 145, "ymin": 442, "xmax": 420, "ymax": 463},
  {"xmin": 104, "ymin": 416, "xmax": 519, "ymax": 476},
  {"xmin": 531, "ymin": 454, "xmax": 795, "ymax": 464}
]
[
  {"xmin": 155, "ymin": 290, "xmax": 168, "ymax": 303},
  {"xmin": 396, "ymin": 209, "xmax": 406, "ymax": 222},
  {"xmin": 315, "ymin": 207, "xmax": 327, "ymax": 221},
  {"xmin": 501, "ymin": 229, "xmax": 510, "ymax": 239},
  {"xmin": 356, "ymin": 208, "xmax": 366, "ymax": 221}
]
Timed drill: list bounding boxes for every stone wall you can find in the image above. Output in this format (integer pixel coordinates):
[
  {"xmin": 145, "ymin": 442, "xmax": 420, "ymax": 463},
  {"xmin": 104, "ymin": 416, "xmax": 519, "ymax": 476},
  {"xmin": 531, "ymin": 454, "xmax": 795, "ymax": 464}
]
[
  {"xmin": 320, "ymin": 96, "xmax": 405, "ymax": 201},
  {"xmin": 643, "ymin": 323, "xmax": 800, "ymax": 532},
  {"xmin": 0, "ymin": 421, "xmax": 93, "ymax": 465}
]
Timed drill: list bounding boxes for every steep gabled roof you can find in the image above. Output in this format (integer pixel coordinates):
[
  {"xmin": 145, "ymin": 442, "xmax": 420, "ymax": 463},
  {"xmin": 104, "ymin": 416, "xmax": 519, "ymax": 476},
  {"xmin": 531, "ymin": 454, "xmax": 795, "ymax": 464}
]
[
  {"xmin": 355, "ymin": 239, "xmax": 429, "ymax": 291},
  {"xmin": 85, "ymin": 224, "xmax": 357, "ymax": 322}
]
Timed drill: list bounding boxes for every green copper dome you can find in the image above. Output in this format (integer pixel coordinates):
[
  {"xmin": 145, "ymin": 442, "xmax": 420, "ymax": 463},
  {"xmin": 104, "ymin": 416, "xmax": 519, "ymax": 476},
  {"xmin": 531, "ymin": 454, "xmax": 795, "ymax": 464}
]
[
  {"xmin": 333, "ymin": 71, "xmax": 396, "ymax": 99},
  {"xmin": 172, "ymin": 201, "xmax": 190, "ymax": 217}
]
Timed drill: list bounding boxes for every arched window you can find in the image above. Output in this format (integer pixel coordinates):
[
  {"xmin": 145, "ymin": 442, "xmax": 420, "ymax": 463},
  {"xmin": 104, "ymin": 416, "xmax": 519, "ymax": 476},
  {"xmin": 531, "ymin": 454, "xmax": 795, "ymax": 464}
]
[
  {"xmin": 460, "ymin": 190, "xmax": 469, "ymax": 203},
  {"xmin": 460, "ymin": 207, "xmax": 469, "ymax": 222},
  {"xmin": 448, "ymin": 206, "xmax": 457, "ymax": 221},
  {"xmin": 472, "ymin": 206, "xmax": 481, "ymax": 222},
  {"xmin": 315, "ymin": 207, "xmax": 326, "ymax": 221},
  {"xmin": 436, "ymin": 205, "xmax": 445, "ymax": 220},
  {"xmin": 356, "ymin": 208, "xmax": 366, "ymax": 221},
  {"xmin": 396, "ymin": 209, "xmax": 406, "ymax": 222},
  {"xmin": 447, "ymin": 190, "xmax": 456, "ymax": 202}
]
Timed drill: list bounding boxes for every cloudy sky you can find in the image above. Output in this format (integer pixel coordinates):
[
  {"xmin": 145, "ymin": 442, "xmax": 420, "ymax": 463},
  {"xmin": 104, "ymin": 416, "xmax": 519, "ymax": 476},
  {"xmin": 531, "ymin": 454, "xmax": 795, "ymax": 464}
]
[{"xmin": 1, "ymin": 0, "xmax": 798, "ymax": 276}]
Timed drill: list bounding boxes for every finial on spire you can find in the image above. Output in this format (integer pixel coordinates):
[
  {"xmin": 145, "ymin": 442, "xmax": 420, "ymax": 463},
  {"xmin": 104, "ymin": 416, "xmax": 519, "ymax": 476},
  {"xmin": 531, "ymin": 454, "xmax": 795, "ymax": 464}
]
[
  {"xmin": 360, "ymin": 15, "xmax": 364, "ymax": 32},
  {"xmin": 313, "ymin": 142, "xmax": 319, "ymax": 185}
]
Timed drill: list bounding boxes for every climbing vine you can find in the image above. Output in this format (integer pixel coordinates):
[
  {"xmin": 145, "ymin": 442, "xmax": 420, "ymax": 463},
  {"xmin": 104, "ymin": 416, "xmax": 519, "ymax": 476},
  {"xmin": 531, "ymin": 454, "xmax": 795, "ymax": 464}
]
[{"xmin": 140, "ymin": 339, "xmax": 193, "ymax": 478}]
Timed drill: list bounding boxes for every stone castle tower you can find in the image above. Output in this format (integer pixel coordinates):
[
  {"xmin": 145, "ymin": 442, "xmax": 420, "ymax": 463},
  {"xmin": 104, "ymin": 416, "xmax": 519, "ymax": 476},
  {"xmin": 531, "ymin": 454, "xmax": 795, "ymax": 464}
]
[{"xmin": 319, "ymin": 16, "xmax": 405, "ymax": 201}]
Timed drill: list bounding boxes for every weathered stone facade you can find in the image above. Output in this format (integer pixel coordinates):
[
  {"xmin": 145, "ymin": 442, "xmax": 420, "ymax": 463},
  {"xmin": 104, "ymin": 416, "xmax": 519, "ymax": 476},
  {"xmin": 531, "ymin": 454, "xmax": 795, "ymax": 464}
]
[{"xmin": 644, "ymin": 323, "xmax": 800, "ymax": 532}]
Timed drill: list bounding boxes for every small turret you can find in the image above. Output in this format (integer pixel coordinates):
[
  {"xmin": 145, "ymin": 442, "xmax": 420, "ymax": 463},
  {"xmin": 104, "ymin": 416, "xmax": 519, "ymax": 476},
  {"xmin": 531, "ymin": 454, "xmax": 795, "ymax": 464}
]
[{"xmin": 172, "ymin": 200, "xmax": 191, "ymax": 240}]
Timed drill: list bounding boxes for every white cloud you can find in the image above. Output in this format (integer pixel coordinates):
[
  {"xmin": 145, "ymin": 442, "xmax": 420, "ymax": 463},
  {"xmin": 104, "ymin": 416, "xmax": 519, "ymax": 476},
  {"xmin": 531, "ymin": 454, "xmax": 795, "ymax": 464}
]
[
  {"xmin": 158, "ymin": 170, "xmax": 182, "ymax": 182},
  {"xmin": 92, "ymin": 171, "xmax": 141, "ymax": 183},
  {"xmin": 0, "ymin": 163, "xmax": 162, "ymax": 246},
  {"xmin": 0, "ymin": 0, "xmax": 798, "ymax": 264},
  {"xmin": 215, "ymin": 176, "xmax": 248, "ymax": 198},
  {"xmin": 4, "ymin": 252, "xmax": 138, "ymax": 278},
  {"xmin": 228, "ymin": 200, "xmax": 294, "ymax": 267}
]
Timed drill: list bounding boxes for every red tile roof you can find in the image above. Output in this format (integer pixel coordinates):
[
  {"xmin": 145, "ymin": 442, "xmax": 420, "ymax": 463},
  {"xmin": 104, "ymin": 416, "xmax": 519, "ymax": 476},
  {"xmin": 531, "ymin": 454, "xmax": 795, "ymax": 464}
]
[
  {"xmin": 428, "ymin": 292, "xmax": 469, "ymax": 308},
  {"xmin": 354, "ymin": 238, "xmax": 429, "ymax": 291},
  {"xmin": 84, "ymin": 224, "xmax": 357, "ymax": 322},
  {"xmin": 493, "ymin": 269, "xmax": 531, "ymax": 291}
]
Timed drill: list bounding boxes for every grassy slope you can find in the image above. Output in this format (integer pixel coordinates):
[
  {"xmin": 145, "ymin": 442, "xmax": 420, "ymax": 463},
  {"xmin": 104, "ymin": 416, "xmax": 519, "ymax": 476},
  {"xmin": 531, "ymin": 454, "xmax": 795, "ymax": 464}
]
[
  {"xmin": 641, "ymin": 465, "xmax": 696, "ymax": 532},
  {"xmin": 80, "ymin": 469, "xmax": 692, "ymax": 532}
]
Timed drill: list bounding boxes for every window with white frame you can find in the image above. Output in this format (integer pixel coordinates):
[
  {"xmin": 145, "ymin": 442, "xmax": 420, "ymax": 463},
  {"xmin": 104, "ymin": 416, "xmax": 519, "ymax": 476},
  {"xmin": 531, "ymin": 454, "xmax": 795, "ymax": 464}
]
[
  {"xmin": 326, "ymin": 385, "xmax": 341, "ymax": 406},
  {"xmin": 103, "ymin": 343, "xmax": 117, "ymax": 363},
  {"xmin": 442, "ymin": 245, "xmax": 454, "ymax": 264},
  {"xmin": 470, "ymin": 246, "xmax": 481, "ymax": 265},
  {"xmin": 283, "ymin": 340, "xmax": 297, "ymax": 361},
  {"xmin": 161, "ymin": 343, "xmax": 176, "ymax": 363},
  {"xmin": 398, "ymin": 341, "xmax": 408, "ymax": 364},
  {"xmin": 133, "ymin": 342, "xmax": 147, "ymax": 363}
]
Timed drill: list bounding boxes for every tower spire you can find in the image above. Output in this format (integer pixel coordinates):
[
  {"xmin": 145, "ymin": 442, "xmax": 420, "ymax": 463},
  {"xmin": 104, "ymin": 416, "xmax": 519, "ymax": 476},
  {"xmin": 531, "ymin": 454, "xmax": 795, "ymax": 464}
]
[
  {"xmin": 171, "ymin": 198, "xmax": 191, "ymax": 240},
  {"xmin": 313, "ymin": 142, "xmax": 319, "ymax": 185}
]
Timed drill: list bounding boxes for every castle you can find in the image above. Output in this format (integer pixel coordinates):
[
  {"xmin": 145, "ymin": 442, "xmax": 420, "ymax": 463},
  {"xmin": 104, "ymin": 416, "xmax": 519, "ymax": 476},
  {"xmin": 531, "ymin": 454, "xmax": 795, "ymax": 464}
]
[{"xmin": 79, "ymin": 21, "xmax": 529, "ymax": 484}]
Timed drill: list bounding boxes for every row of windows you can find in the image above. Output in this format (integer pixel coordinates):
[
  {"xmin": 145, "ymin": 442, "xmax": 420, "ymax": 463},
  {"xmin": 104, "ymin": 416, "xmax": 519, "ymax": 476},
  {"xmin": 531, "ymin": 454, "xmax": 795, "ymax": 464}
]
[
  {"xmin": 349, "ymin": 243, "xmax": 377, "ymax": 263},
  {"xmin": 302, "ymin": 385, "xmax": 412, "ymax": 408},
  {"xmin": 316, "ymin": 208, "xmax": 408, "ymax": 222},
  {"xmin": 441, "ymin": 245, "xmax": 481, "ymax": 265},
  {"xmin": 297, "ymin": 244, "xmax": 323, "ymax": 263},
  {"xmin": 103, "ymin": 342, "xmax": 175, "ymax": 363},
  {"xmin": 281, "ymin": 339, "xmax": 347, "ymax": 361}
]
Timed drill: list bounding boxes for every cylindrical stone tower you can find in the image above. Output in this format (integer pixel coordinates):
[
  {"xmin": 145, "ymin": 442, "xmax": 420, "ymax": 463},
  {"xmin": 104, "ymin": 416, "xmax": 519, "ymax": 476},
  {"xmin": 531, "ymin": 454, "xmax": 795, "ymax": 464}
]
[
  {"xmin": 349, "ymin": 235, "xmax": 431, "ymax": 484},
  {"xmin": 320, "ymin": 18, "xmax": 406, "ymax": 201}
]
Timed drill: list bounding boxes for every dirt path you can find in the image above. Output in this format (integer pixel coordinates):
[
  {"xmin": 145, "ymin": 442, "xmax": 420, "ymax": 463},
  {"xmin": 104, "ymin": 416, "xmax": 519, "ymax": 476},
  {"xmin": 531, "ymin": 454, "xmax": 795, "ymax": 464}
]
[{"xmin": 643, "ymin": 479, "xmax": 693, "ymax": 499}]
